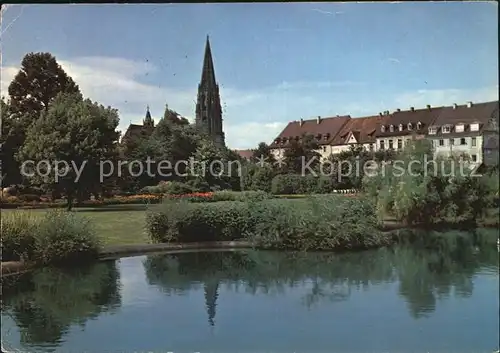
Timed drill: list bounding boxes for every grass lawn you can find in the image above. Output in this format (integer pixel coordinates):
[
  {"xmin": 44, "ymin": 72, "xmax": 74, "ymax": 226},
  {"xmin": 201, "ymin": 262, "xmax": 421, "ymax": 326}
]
[{"xmin": 2, "ymin": 204, "xmax": 150, "ymax": 246}]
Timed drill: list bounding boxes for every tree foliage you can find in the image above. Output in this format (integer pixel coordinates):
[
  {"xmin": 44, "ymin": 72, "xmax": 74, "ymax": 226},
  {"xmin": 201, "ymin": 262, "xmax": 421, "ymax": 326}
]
[{"xmin": 18, "ymin": 93, "xmax": 120, "ymax": 210}]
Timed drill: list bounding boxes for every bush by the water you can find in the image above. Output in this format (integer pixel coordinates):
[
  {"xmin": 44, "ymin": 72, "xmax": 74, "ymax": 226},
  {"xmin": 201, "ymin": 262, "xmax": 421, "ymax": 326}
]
[
  {"xmin": 146, "ymin": 194, "xmax": 389, "ymax": 250},
  {"xmin": 363, "ymin": 140, "xmax": 498, "ymax": 226},
  {"xmin": 1, "ymin": 210, "xmax": 100, "ymax": 264}
]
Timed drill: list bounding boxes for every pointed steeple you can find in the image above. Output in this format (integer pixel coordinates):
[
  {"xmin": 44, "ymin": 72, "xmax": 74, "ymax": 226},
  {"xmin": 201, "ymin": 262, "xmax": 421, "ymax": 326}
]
[
  {"xmin": 143, "ymin": 105, "xmax": 154, "ymax": 127},
  {"xmin": 200, "ymin": 35, "xmax": 217, "ymax": 88}
]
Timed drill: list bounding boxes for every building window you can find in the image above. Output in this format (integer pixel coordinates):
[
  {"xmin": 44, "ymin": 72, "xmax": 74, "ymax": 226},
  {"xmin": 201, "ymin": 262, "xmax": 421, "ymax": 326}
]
[
  {"xmin": 455, "ymin": 124, "xmax": 464, "ymax": 132},
  {"xmin": 397, "ymin": 139, "xmax": 402, "ymax": 149},
  {"xmin": 460, "ymin": 138, "xmax": 466, "ymax": 145},
  {"xmin": 381, "ymin": 125, "xmax": 385, "ymax": 133},
  {"xmin": 399, "ymin": 124, "xmax": 403, "ymax": 132},
  {"xmin": 322, "ymin": 146, "xmax": 327, "ymax": 152},
  {"xmin": 389, "ymin": 125, "xmax": 394, "ymax": 132},
  {"xmin": 407, "ymin": 123, "xmax": 413, "ymax": 130},
  {"xmin": 380, "ymin": 140, "xmax": 385, "ymax": 150},
  {"xmin": 428, "ymin": 127, "xmax": 437, "ymax": 134},
  {"xmin": 471, "ymin": 154, "xmax": 477, "ymax": 162},
  {"xmin": 417, "ymin": 122, "xmax": 422, "ymax": 130},
  {"xmin": 449, "ymin": 138, "xmax": 454, "ymax": 145},
  {"xmin": 470, "ymin": 123, "xmax": 479, "ymax": 131},
  {"xmin": 369, "ymin": 143, "xmax": 374, "ymax": 151},
  {"xmin": 439, "ymin": 139, "xmax": 444, "ymax": 146},
  {"xmin": 471, "ymin": 137, "xmax": 476, "ymax": 146},
  {"xmin": 442, "ymin": 125, "xmax": 451, "ymax": 133},
  {"xmin": 388, "ymin": 140, "xmax": 393, "ymax": 149}
]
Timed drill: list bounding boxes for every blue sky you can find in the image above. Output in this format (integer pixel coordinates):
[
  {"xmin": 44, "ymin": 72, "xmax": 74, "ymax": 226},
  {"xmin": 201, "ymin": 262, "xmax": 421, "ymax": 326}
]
[{"xmin": 1, "ymin": 3, "xmax": 498, "ymax": 149}]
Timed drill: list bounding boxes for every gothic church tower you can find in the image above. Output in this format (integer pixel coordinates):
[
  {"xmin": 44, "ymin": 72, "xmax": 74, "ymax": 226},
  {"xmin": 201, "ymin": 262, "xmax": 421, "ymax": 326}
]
[{"xmin": 195, "ymin": 36, "xmax": 225, "ymax": 147}]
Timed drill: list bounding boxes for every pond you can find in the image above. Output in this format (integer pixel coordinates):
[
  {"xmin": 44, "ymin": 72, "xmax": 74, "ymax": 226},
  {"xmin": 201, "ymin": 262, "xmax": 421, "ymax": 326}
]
[{"xmin": 1, "ymin": 229, "xmax": 499, "ymax": 353}]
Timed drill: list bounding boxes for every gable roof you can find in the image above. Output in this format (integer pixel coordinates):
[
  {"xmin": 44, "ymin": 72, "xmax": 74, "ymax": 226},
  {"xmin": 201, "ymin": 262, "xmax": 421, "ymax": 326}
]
[
  {"xmin": 331, "ymin": 115, "xmax": 389, "ymax": 145},
  {"xmin": 376, "ymin": 106, "xmax": 444, "ymax": 138},
  {"xmin": 270, "ymin": 115, "xmax": 351, "ymax": 148},
  {"xmin": 121, "ymin": 123, "xmax": 154, "ymax": 144}
]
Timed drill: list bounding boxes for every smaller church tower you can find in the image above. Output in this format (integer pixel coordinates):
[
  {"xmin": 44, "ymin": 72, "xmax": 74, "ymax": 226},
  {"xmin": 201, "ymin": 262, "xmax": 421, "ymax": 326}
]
[
  {"xmin": 143, "ymin": 105, "xmax": 154, "ymax": 128},
  {"xmin": 195, "ymin": 36, "xmax": 225, "ymax": 148}
]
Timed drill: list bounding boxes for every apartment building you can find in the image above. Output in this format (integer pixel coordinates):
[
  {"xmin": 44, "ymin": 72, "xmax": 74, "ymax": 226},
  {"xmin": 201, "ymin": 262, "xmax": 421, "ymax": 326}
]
[
  {"xmin": 269, "ymin": 115, "xmax": 351, "ymax": 160},
  {"xmin": 426, "ymin": 101, "xmax": 499, "ymax": 165},
  {"xmin": 375, "ymin": 105, "xmax": 443, "ymax": 152}
]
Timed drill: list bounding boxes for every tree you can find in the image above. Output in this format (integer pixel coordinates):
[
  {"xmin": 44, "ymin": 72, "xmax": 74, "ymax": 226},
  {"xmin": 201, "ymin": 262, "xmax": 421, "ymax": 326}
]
[
  {"xmin": 282, "ymin": 134, "xmax": 321, "ymax": 174},
  {"xmin": 18, "ymin": 93, "xmax": 120, "ymax": 210},
  {"xmin": 8, "ymin": 52, "xmax": 80, "ymax": 116},
  {"xmin": 0, "ymin": 97, "xmax": 24, "ymax": 186},
  {"xmin": 251, "ymin": 142, "xmax": 276, "ymax": 165}
]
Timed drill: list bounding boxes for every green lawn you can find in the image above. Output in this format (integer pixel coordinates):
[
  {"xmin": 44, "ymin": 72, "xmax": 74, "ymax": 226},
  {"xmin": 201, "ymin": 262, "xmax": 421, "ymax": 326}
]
[{"xmin": 2, "ymin": 204, "xmax": 150, "ymax": 246}]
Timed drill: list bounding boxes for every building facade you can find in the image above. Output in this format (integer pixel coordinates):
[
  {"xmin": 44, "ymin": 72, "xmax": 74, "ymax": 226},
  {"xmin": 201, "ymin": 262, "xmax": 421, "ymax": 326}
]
[
  {"xmin": 269, "ymin": 100, "xmax": 499, "ymax": 168},
  {"xmin": 426, "ymin": 101, "xmax": 499, "ymax": 165}
]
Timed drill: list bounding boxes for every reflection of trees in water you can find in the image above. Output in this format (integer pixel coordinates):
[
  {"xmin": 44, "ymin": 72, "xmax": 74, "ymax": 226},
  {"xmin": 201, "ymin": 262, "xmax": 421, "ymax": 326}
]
[
  {"xmin": 143, "ymin": 229, "xmax": 499, "ymax": 325},
  {"xmin": 2, "ymin": 261, "xmax": 121, "ymax": 349}
]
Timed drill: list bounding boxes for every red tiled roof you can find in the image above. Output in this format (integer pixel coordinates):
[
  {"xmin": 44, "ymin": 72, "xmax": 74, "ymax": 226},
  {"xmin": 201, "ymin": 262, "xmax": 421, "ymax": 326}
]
[
  {"xmin": 331, "ymin": 115, "xmax": 390, "ymax": 145},
  {"xmin": 270, "ymin": 115, "xmax": 351, "ymax": 148},
  {"xmin": 376, "ymin": 107, "xmax": 444, "ymax": 138},
  {"xmin": 233, "ymin": 149, "xmax": 254, "ymax": 160},
  {"xmin": 431, "ymin": 101, "xmax": 498, "ymax": 128}
]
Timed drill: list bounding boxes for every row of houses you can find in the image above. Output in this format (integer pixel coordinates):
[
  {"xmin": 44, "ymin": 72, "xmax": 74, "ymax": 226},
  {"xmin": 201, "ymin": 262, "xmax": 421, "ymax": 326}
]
[{"xmin": 245, "ymin": 100, "xmax": 498, "ymax": 166}]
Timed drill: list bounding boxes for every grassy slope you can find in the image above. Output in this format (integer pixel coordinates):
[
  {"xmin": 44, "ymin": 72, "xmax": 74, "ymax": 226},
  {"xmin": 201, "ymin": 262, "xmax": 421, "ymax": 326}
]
[{"xmin": 1, "ymin": 204, "xmax": 150, "ymax": 246}]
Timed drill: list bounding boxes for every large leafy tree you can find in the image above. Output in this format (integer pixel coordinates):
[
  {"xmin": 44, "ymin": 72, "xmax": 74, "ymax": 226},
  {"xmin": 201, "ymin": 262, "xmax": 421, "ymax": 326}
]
[
  {"xmin": 8, "ymin": 52, "xmax": 80, "ymax": 116},
  {"xmin": 3, "ymin": 52, "xmax": 80, "ymax": 188},
  {"xmin": 18, "ymin": 93, "xmax": 120, "ymax": 210}
]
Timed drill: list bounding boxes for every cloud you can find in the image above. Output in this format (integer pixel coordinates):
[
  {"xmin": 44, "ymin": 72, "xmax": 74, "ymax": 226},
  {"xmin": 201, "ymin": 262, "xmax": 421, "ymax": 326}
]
[
  {"xmin": 1, "ymin": 56, "xmax": 498, "ymax": 150},
  {"xmin": 387, "ymin": 58, "xmax": 401, "ymax": 64},
  {"xmin": 311, "ymin": 9, "xmax": 344, "ymax": 16}
]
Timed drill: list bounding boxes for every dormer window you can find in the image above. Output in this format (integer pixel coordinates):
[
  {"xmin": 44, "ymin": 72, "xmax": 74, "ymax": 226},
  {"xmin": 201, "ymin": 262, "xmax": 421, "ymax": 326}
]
[
  {"xmin": 442, "ymin": 125, "xmax": 451, "ymax": 133},
  {"xmin": 399, "ymin": 124, "xmax": 403, "ymax": 132},
  {"xmin": 455, "ymin": 124, "xmax": 464, "ymax": 133},
  {"xmin": 407, "ymin": 123, "xmax": 413, "ymax": 130},
  {"xmin": 381, "ymin": 125, "xmax": 386, "ymax": 133},
  {"xmin": 428, "ymin": 127, "xmax": 437, "ymax": 135},
  {"xmin": 295, "ymin": 136, "xmax": 299, "ymax": 141},
  {"xmin": 417, "ymin": 122, "xmax": 422, "ymax": 130},
  {"xmin": 389, "ymin": 125, "xmax": 394, "ymax": 132},
  {"xmin": 470, "ymin": 123, "xmax": 479, "ymax": 131},
  {"xmin": 324, "ymin": 133, "xmax": 330, "ymax": 140},
  {"xmin": 275, "ymin": 138, "xmax": 280, "ymax": 144}
]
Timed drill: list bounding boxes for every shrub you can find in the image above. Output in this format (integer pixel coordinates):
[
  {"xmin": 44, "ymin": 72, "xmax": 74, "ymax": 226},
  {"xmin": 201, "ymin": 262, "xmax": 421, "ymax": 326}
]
[
  {"xmin": 146, "ymin": 199, "xmax": 255, "ymax": 243},
  {"xmin": 146, "ymin": 194, "xmax": 389, "ymax": 251},
  {"xmin": 1, "ymin": 210, "xmax": 100, "ymax": 265},
  {"xmin": 211, "ymin": 190, "xmax": 272, "ymax": 202},
  {"xmin": 1, "ymin": 212, "xmax": 38, "ymax": 261}
]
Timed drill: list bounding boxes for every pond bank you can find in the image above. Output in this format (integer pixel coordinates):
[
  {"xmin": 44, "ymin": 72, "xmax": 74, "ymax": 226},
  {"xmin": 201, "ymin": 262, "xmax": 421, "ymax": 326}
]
[{"xmin": 2, "ymin": 219, "xmax": 498, "ymax": 279}]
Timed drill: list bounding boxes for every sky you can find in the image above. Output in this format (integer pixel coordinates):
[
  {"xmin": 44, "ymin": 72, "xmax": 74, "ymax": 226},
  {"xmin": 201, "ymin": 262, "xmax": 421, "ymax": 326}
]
[{"xmin": 1, "ymin": 2, "xmax": 498, "ymax": 149}]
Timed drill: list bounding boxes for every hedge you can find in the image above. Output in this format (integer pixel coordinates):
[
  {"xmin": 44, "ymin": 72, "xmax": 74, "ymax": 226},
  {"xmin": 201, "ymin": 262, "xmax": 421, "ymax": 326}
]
[{"xmin": 146, "ymin": 194, "xmax": 390, "ymax": 251}]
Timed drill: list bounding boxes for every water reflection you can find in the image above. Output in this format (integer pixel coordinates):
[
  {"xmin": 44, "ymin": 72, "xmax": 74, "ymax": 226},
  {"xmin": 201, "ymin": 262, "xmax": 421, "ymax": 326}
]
[
  {"xmin": 1, "ymin": 228, "xmax": 498, "ymax": 352},
  {"xmin": 143, "ymin": 229, "xmax": 499, "ymax": 326},
  {"xmin": 1, "ymin": 261, "xmax": 121, "ymax": 350}
]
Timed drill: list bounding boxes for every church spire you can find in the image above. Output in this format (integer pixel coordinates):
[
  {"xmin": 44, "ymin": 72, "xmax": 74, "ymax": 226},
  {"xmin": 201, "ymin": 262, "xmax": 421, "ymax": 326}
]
[
  {"xmin": 143, "ymin": 105, "xmax": 154, "ymax": 127},
  {"xmin": 200, "ymin": 35, "xmax": 217, "ymax": 88}
]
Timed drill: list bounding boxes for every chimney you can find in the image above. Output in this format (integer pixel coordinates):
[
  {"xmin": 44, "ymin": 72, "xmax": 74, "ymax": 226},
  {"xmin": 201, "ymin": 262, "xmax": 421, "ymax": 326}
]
[
  {"xmin": 300, "ymin": 118, "xmax": 304, "ymax": 126},
  {"xmin": 385, "ymin": 110, "xmax": 390, "ymax": 115},
  {"xmin": 426, "ymin": 104, "xmax": 431, "ymax": 110},
  {"xmin": 379, "ymin": 112, "xmax": 383, "ymax": 117},
  {"xmin": 396, "ymin": 108, "xmax": 401, "ymax": 112},
  {"xmin": 410, "ymin": 107, "xmax": 415, "ymax": 112},
  {"xmin": 317, "ymin": 116, "xmax": 321, "ymax": 124},
  {"xmin": 467, "ymin": 101, "xmax": 473, "ymax": 108},
  {"xmin": 453, "ymin": 103, "xmax": 458, "ymax": 109}
]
